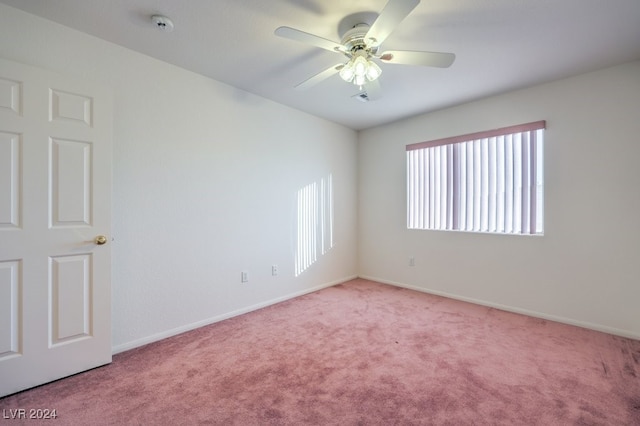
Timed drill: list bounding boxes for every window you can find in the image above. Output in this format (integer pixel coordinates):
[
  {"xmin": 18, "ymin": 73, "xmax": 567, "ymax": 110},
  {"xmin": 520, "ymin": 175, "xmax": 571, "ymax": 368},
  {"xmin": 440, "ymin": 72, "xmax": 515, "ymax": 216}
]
[{"xmin": 407, "ymin": 121, "xmax": 545, "ymax": 235}]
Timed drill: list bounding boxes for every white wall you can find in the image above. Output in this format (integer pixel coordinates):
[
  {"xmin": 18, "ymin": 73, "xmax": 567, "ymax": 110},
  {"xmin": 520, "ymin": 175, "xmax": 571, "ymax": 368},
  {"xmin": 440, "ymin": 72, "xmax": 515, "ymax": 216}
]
[
  {"xmin": 3, "ymin": 3, "xmax": 638, "ymax": 351},
  {"xmin": 0, "ymin": 4, "xmax": 358, "ymax": 352},
  {"xmin": 358, "ymin": 60, "xmax": 640, "ymax": 339}
]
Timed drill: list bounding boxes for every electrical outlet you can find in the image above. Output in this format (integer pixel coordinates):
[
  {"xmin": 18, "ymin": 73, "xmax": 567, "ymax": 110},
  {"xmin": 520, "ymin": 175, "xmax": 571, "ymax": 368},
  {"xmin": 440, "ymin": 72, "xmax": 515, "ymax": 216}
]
[
  {"xmin": 241, "ymin": 271, "xmax": 248, "ymax": 282},
  {"xmin": 409, "ymin": 257, "xmax": 415, "ymax": 267},
  {"xmin": 272, "ymin": 265, "xmax": 278, "ymax": 276}
]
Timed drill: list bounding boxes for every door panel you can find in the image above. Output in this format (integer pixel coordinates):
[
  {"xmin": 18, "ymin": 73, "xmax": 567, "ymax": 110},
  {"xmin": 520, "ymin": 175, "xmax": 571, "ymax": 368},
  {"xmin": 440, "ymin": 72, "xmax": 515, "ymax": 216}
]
[
  {"xmin": 50, "ymin": 138, "xmax": 92, "ymax": 226},
  {"xmin": 0, "ymin": 260, "xmax": 20, "ymax": 359},
  {"xmin": 0, "ymin": 58, "xmax": 112, "ymax": 397},
  {"xmin": 50, "ymin": 254, "xmax": 92, "ymax": 345},
  {"xmin": 0, "ymin": 131, "xmax": 20, "ymax": 229}
]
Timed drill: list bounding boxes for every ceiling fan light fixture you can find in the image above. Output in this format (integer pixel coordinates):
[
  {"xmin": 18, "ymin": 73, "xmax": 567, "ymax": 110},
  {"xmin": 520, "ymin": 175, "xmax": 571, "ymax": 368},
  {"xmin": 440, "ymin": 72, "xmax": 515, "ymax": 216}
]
[
  {"xmin": 339, "ymin": 64, "xmax": 355, "ymax": 82},
  {"xmin": 353, "ymin": 55, "xmax": 368, "ymax": 77},
  {"xmin": 339, "ymin": 53, "xmax": 382, "ymax": 86},
  {"xmin": 366, "ymin": 61, "xmax": 382, "ymax": 81},
  {"xmin": 275, "ymin": 0, "xmax": 455, "ymax": 94}
]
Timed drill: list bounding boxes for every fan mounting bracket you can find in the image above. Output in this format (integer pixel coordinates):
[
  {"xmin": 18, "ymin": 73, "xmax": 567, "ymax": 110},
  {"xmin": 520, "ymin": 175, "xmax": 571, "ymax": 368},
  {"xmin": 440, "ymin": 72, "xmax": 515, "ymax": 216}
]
[
  {"xmin": 340, "ymin": 23, "xmax": 379, "ymax": 57},
  {"xmin": 337, "ymin": 11, "xmax": 379, "ymax": 47}
]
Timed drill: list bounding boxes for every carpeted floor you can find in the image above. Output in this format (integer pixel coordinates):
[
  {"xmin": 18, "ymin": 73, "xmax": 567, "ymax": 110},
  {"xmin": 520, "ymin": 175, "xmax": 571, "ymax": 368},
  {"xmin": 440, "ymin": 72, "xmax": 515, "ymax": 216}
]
[{"xmin": 1, "ymin": 278, "xmax": 639, "ymax": 425}]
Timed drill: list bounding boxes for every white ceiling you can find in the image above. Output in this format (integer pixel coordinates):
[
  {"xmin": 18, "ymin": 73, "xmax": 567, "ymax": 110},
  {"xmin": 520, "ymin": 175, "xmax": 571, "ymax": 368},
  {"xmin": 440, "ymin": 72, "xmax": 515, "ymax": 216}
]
[{"xmin": 2, "ymin": 0, "xmax": 640, "ymax": 130}]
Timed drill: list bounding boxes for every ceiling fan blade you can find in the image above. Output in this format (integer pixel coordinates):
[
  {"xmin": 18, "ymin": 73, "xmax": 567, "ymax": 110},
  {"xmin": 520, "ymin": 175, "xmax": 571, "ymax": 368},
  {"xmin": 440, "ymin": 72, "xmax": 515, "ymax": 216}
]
[
  {"xmin": 365, "ymin": 0, "xmax": 420, "ymax": 46},
  {"xmin": 363, "ymin": 79, "xmax": 382, "ymax": 101},
  {"xmin": 379, "ymin": 50, "xmax": 455, "ymax": 68},
  {"xmin": 294, "ymin": 64, "xmax": 343, "ymax": 90},
  {"xmin": 275, "ymin": 26, "xmax": 345, "ymax": 54}
]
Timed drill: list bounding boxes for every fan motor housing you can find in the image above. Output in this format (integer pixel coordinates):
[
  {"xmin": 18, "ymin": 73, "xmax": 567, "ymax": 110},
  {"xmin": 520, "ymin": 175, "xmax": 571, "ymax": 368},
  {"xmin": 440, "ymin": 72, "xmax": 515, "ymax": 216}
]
[{"xmin": 341, "ymin": 24, "xmax": 378, "ymax": 54}]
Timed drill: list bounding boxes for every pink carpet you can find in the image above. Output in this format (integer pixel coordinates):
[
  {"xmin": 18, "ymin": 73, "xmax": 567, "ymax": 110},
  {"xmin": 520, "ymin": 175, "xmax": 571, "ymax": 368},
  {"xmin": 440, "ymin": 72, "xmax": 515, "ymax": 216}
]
[{"xmin": 1, "ymin": 279, "xmax": 639, "ymax": 425}]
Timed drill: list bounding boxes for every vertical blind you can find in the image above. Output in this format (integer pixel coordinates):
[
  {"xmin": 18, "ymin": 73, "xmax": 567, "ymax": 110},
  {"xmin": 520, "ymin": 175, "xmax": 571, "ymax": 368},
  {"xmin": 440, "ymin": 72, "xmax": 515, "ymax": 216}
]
[{"xmin": 406, "ymin": 121, "xmax": 545, "ymax": 235}]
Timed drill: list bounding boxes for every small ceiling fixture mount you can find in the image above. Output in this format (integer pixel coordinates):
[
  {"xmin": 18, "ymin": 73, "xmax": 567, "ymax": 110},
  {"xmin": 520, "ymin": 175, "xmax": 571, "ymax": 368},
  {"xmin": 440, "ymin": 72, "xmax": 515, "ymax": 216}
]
[{"xmin": 151, "ymin": 15, "xmax": 174, "ymax": 32}]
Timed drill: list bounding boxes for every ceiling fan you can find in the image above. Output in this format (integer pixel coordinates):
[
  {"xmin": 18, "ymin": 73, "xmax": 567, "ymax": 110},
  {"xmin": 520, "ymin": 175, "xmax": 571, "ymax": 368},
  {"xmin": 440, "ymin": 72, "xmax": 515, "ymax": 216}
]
[{"xmin": 274, "ymin": 0, "xmax": 455, "ymax": 100}]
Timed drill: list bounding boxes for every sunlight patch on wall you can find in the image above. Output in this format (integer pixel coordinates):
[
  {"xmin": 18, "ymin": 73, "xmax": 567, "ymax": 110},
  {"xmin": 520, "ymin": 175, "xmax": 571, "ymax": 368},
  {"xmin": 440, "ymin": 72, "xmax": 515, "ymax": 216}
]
[{"xmin": 295, "ymin": 174, "xmax": 333, "ymax": 277}]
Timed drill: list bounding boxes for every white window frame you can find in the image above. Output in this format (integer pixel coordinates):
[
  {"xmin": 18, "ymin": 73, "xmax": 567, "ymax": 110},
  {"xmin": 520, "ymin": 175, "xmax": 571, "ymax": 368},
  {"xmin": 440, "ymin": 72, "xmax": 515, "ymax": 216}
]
[{"xmin": 407, "ymin": 121, "xmax": 545, "ymax": 235}]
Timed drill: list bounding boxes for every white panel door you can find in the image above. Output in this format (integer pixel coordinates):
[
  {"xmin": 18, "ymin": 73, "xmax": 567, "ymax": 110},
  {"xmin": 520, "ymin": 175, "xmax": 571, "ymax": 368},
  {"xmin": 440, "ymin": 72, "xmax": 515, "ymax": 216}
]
[{"xmin": 0, "ymin": 58, "xmax": 112, "ymax": 397}]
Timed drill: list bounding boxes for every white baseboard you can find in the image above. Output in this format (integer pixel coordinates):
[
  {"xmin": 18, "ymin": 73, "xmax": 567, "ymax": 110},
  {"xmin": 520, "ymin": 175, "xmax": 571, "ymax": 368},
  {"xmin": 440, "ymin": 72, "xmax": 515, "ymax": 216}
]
[
  {"xmin": 112, "ymin": 275, "xmax": 358, "ymax": 354},
  {"xmin": 358, "ymin": 275, "xmax": 640, "ymax": 341}
]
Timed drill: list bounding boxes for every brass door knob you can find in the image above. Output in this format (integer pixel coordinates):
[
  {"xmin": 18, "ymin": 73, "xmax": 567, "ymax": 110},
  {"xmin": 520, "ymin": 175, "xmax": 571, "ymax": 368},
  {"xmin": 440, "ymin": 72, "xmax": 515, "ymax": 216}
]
[{"xmin": 94, "ymin": 235, "xmax": 108, "ymax": 245}]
